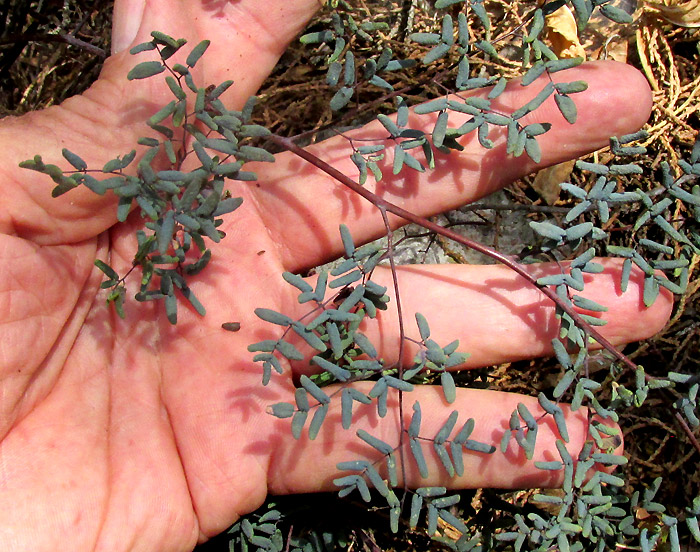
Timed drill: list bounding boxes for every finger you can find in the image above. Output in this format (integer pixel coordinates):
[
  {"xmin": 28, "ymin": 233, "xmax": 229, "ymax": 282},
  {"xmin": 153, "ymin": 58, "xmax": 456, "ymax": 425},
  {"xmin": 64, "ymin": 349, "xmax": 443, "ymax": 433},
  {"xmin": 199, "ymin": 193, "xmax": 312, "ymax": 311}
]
[
  {"xmin": 265, "ymin": 384, "xmax": 621, "ymax": 494},
  {"xmin": 1, "ymin": 0, "xmax": 319, "ymax": 245},
  {"xmin": 279, "ymin": 259, "xmax": 672, "ymax": 373},
  {"xmin": 357, "ymin": 260, "xmax": 673, "ymax": 367},
  {"xmin": 251, "ymin": 61, "xmax": 653, "ymax": 271}
]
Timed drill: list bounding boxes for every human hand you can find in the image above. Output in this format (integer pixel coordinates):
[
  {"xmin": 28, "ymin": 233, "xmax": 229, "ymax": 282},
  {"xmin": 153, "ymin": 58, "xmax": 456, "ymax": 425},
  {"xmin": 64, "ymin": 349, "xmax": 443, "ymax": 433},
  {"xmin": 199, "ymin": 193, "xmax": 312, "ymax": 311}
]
[{"xmin": 0, "ymin": 1, "xmax": 672, "ymax": 551}]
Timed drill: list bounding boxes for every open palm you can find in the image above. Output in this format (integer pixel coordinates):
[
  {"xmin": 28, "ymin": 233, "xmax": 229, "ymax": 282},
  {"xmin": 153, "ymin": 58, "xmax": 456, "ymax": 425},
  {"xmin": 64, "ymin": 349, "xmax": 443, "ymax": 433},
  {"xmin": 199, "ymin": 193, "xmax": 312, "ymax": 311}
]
[{"xmin": 0, "ymin": 1, "xmax": 671, "ymax": 551}]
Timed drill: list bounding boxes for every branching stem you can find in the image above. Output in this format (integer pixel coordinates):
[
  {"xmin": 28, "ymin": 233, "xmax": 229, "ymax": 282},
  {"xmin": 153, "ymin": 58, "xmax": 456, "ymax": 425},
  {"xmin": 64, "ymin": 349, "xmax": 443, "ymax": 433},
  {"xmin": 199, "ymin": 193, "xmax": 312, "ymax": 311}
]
[
  {"xmin": 377, "ymin": 205, "xmax": 409, "ymax": 491},
  {"xmin": 0, "ymin": 32, "xmax": 107, "ymax": 58},
  {"xmin": 270, "ymin": 133, "xmax": 638, "ymax": 371},
  {"xmin": 271, "ymin": 134, "xmax": 700, "ymax": 457}
]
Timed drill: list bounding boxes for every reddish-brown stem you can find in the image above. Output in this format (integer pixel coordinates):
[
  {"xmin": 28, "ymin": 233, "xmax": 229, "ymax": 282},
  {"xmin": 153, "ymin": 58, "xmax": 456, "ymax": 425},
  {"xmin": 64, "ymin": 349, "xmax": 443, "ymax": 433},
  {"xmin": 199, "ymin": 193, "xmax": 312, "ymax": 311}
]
[
  {"xmin": 270, "ymin": 133, "xmax": 636, "ymax": 369},
  {"xmin": 0, "ymin": 32, "xmax": 107, "ymax": 58},
  {"xmin": 377, "ymin": 205, "xmax": 409, "ymax": 491},
  {"xmin": 675, "ymin": 411, "xmax": 700, "ymax": 455},
  {"xmin": 269, "ymin": 134, "xmax": 700, "ymax": 457}
]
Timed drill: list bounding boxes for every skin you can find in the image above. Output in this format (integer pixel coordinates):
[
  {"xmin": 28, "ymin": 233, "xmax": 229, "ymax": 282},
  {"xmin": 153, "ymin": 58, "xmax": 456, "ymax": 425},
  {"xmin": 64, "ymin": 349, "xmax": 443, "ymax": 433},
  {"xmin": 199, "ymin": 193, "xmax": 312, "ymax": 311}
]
[{"xmin": 0, "ymin": 1, "xmax": 672, "ymax": 551}]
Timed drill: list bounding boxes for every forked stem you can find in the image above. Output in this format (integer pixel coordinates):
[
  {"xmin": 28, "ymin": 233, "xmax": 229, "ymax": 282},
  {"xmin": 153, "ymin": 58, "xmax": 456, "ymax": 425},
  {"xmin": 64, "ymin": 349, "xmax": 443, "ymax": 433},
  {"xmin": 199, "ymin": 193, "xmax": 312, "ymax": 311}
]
[
  {"xmin": 270, "ymin": 134, "xmax": 635, "ymax": 368},
  {"xmin": 271, "ymin": 133, "xmax": 700, "ymax": 456}
]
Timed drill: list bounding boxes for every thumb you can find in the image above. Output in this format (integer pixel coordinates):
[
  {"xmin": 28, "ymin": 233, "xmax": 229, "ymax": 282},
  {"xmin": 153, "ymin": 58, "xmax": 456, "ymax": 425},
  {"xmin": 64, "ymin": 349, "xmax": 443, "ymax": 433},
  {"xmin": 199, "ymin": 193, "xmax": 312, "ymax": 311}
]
[{"xmin": 111, "ymin": 0, "xmax": 147, "ymax": 55}]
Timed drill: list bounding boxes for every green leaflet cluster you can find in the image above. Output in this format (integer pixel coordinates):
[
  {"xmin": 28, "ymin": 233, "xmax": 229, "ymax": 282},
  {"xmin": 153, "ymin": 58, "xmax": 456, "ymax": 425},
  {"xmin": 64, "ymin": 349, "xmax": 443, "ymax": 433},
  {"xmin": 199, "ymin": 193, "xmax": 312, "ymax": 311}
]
[
  {"xmin": 302, "ymin": 0, "xmax": 639, "ymax": 205},
  {"xmin": 524, "ymin": 131, "xmax": 696, "ymax": 368},
  {"xmin": 20, "ymin": 31, "xmax": 273, "ymax": 322},
  {"xmin": 486, "ymin": 317, "xmax": 699, "ymax": 552},
  {"xmin": 250, "ymin": 224, "xmax": 469, "ymax": 418},
  {"xmin": 314, "ymin": 0, "xmax": 596, "ymax": 190},
  {"xmin": 332, "ymin": 403, "xmax": 495, "ymax": 536},
  {"xmin": 300, "ymin": 6, "xmax": 415, "ymax": 111},
  {"xmin": 263, "ymin": 2, "xmax": 700, "ymax": 545},
  {"xmin": 409, "ymin": 0, "xmax": 587, "ymax": 125},
  {"xmin": 228, "ymin": 502, "xmax": 350, "ymax": 552},
  {"xmin": 252, "ymin": 225, "xmax": 500, "ymax": 536},
  {"xmin": 609, "ymin": 367, "xmax": 699, "ymax": 428},
  {"xmin": 422, "ymin": 0, "xmax": 606, "ymax": 57},
  {"xmin": 496, "ymin": 475, "xmax": 700, "ymax": 552},
  {"xmin": 344, "ymin": 81, "xmax": 577, "ymax": 189},
  {"xmin": 517, "ymin": 0, "xmax": 633, "ymax": 79},
  {"xmin": 409, "ymin": 2, "xmax": 493, "ymax": 84},
  {"xmin": 605, "ymin": 146, "xmax": 700, "ymax": 304},
  {"xmin": 500, "ymin": 130, "xmax": 700, "ymax": 551},
  {"xmin": 248, "ymin": 224, "xmax": 390, "ymax": 392},
  {"xmin": 487, "ymin": 351, "xmax": 698, "ymax": 552},
  {"xmin": 496, "ymin": 440, "xmax": 629, "ymax": 552},
  {"xmin": 529, "ymin": 132, "xmax": 698, "ymax": 312},
  {"xmin": 405, "ymin": 1, "xmax": 590, "ymax": 162},
  {"xmin": 525, "ymin": 129, "xmax": 699, "ymax": 430}
]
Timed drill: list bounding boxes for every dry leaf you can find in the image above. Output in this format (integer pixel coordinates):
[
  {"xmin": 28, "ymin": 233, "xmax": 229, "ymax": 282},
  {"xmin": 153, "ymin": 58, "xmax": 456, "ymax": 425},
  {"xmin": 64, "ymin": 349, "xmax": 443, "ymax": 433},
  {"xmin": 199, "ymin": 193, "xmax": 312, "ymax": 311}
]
[
  {"xmin": 645, "ymin": 0, "xmax": 700, "ymax": 27},
  {"xmin": 546, "ymin": 5, "xmax": 587, "ymax": 59},
  {"xmin": 532, "ymin": 160, "xmax": 576, "ymax": 205},
  {"xmin": 437, "ymin": 517, "xmax": 464, "ymax": 540}
]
